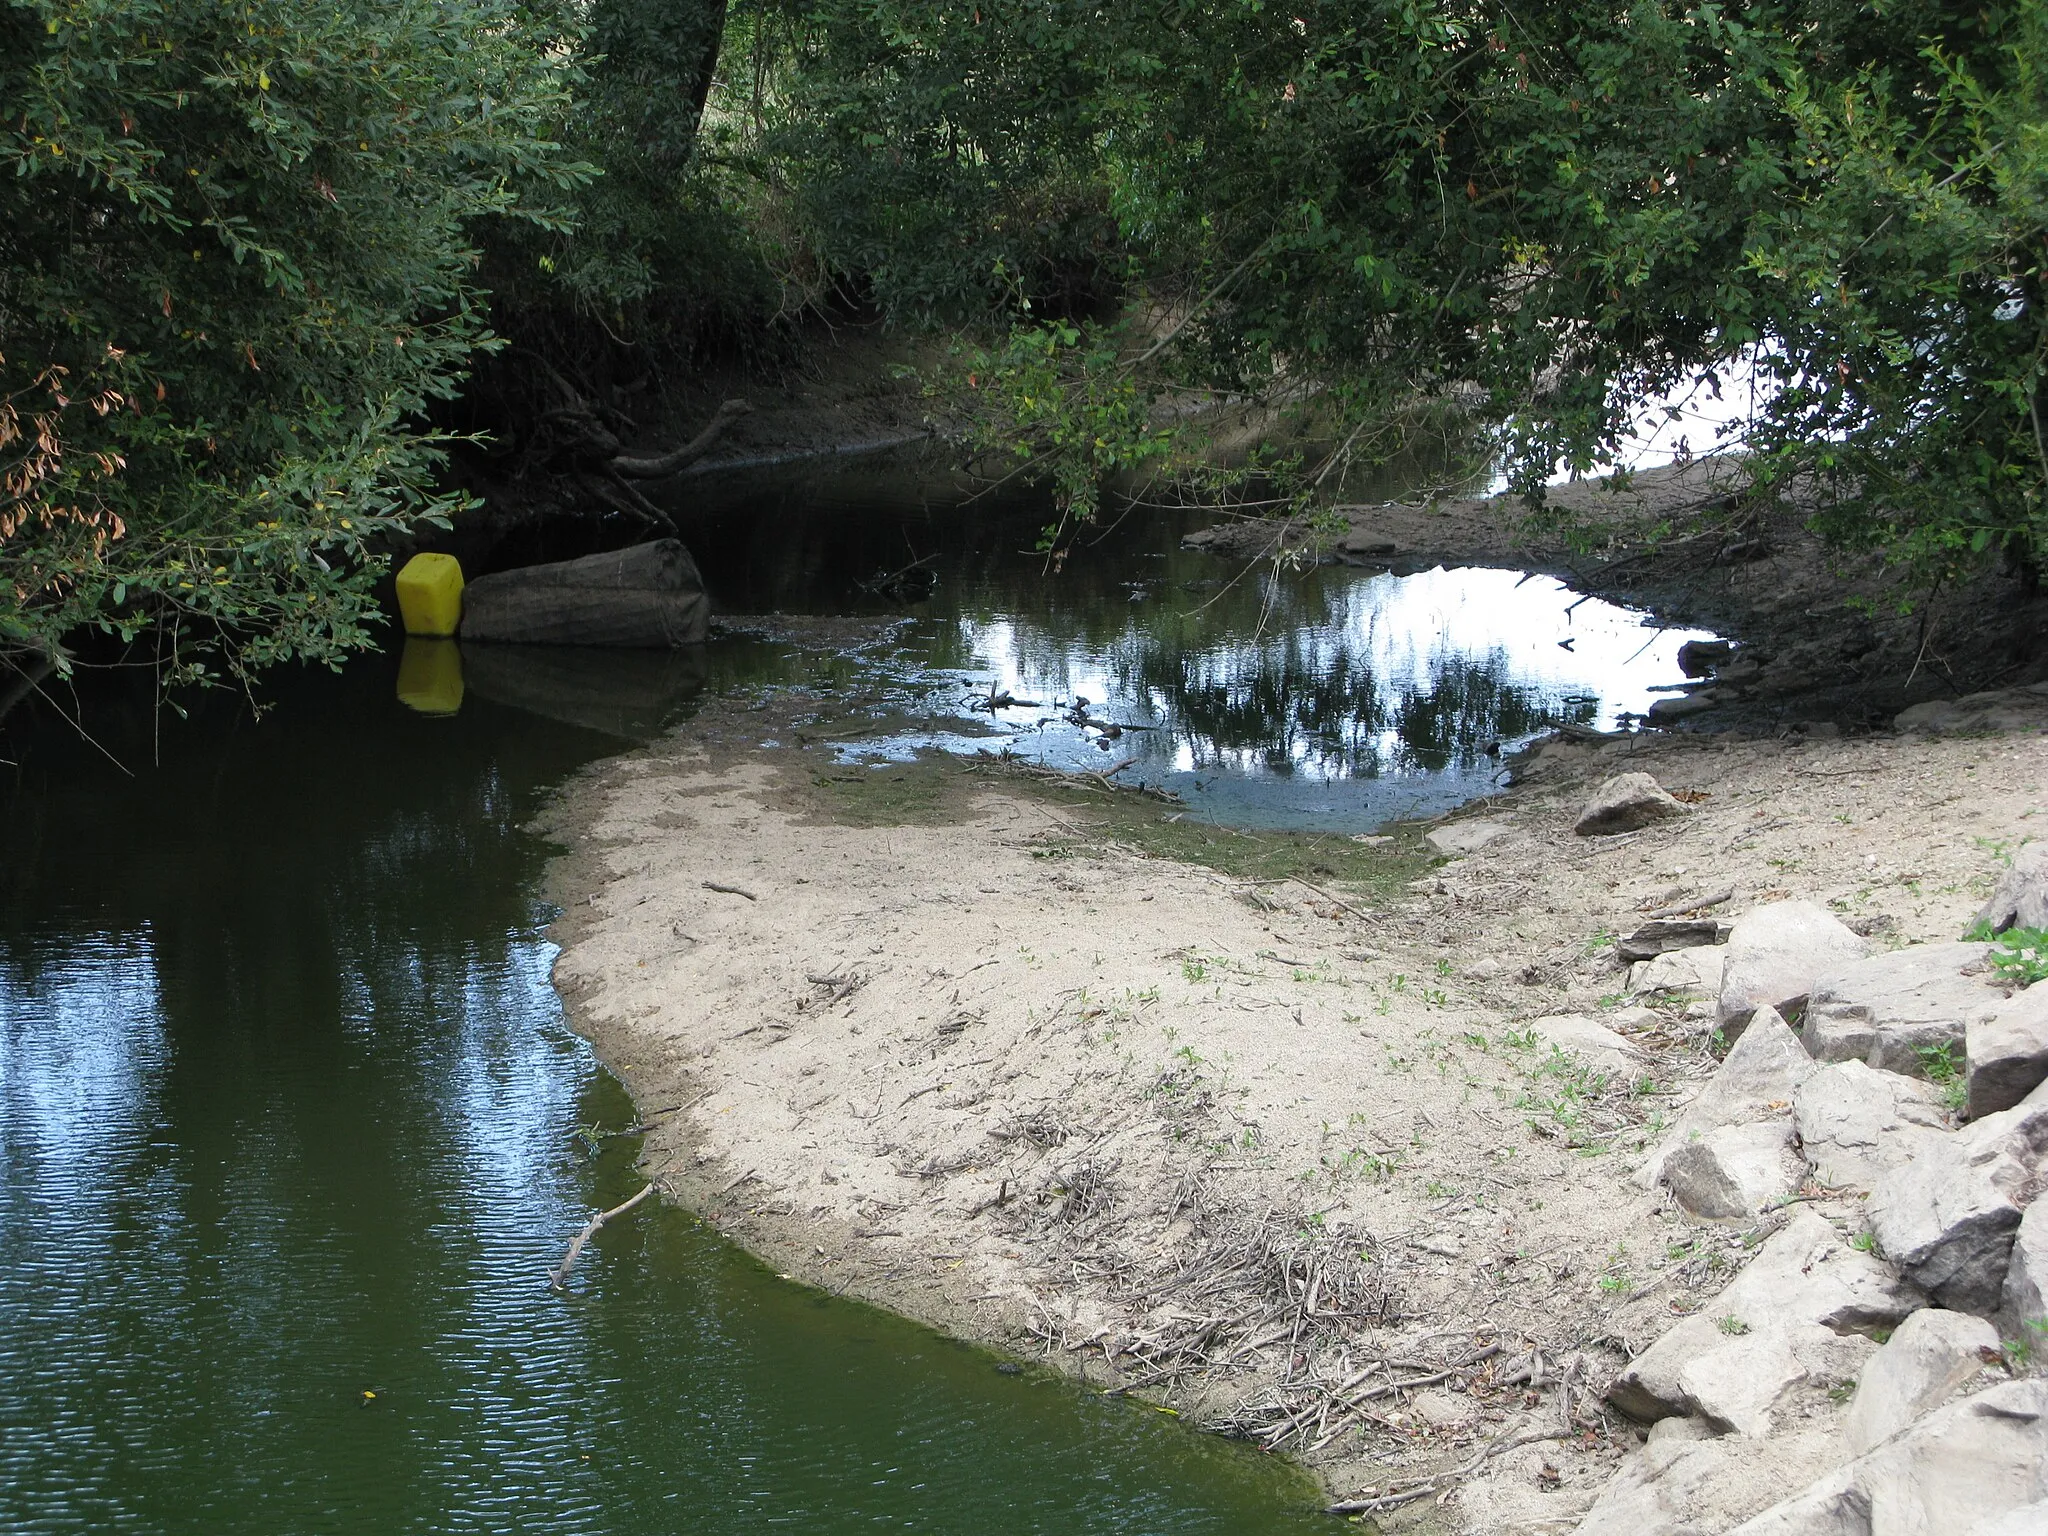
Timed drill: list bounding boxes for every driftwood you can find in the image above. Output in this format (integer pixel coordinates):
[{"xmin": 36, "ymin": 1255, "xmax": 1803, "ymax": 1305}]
[
  {"xmin": 548, "ymin": 1183, "xmax": 656, "ymax": 1291},
  {"xmin": 462, "ymin": 539, "xmax": 709, "ymax": 647}
]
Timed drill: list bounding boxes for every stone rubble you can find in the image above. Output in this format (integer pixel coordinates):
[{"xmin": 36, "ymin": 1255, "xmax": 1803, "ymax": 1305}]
[
  {"xmin": 1975, "ymin": 842, "xmax": 2048, "ymax": 935},
  {"xmin": 1799, "ymin": 941, "xmax": 2000, "ymax": 1076},
  {"xmin": 1716, "ymin": 901, "xmax": 1869, "ymax": 1039},
  {"xmin": 1967, "ymin": 984, "xmax": 2048, "ymax": 1119},
  {"xmin": 1568, "ymin": 869, "xmax": 2048, "ymax": 1536}
]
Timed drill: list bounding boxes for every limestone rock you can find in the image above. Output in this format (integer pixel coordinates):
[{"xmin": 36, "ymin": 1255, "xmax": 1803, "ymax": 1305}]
[
  {"xmin": 1726, "ymin": 1379, "xmax": 2048, "ymax": 1535},
  {"xmin": 1639, "ymin": 1006, "xmax": 1818, "ymax": 1192},
  {"xmin": 1607, "ymin": 1207, "xmax": 1923, "ymax": 1422},
  {"xmin": 1801, "ymin": 942, "xmax": 2000, "ymax": 1076},
  {"xmin": 1895, "ymin": 680, "xmax": 2048, "ymax": 735},
  {"xmin": 1794, "ymin": 1061, "xmax": 1949, "ymax": 1191},
  {"xmin": 1719, "ymin": 902, "xmax": 1869, "ymax": 1039},
  {"xmin": 1869, "ymin": 1085, "xmax": 2048, "ymax": 1315},
  {"xmin": 1618, "ymin": 918, "xmax": 1728, "ymax": 961},
  {"xmin": 1630, "ymin": 943, "xmax": 1726, "ymax": 998},
  {"xmin": 1842, "ymin": 1308, "xmax": 2000, "ymax": 1455},
  {"xmin": 1975, "ymin": 843, "xmax": 2048, "ymax": 935},
  {"xmin": 1966, "ymin": 1501, "xmax": 2048, "ymax": 1536},
  {"xmin": 1648, "ymin": 690, "xmax": 1721, "ymax": 723},
  {"xmin": 1677, "ymin": 1331, "xmax": 1808, "ymax": 1437},
  {"xmin": 2001, "ymin": 1199, "xmax": 2048, "ymax": 1334},
  {"xmin": 1575, "ymin": 773, "xmax": 1688, "ymax": 837},
  {"xmin": 1425, "ymin": 818, "xmax": 1512, "ymax": 856},
  {"xmin": 1968, "ymin": 985, "xmax": 2048, "ymax": 1120},
  {"xmin": 1571, "ymin": 1418, "xmax": 1844, "ymax": 1536},
  {"xmin": 1661, "ymin": 1121, "xmax": 1805, "ymax": 1221}
]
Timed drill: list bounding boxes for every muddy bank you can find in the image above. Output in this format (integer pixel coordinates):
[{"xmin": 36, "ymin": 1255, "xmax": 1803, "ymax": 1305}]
[
  {"xmin": 539, "ymin": 670, "xmax": 2044, "ymax": 1528},
  {"xmin": 1185, "ymin": 459, "xmax": 2048, "ymax": 733}
]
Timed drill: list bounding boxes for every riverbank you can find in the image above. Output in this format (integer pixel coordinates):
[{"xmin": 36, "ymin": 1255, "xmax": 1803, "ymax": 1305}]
[{"xmin": 541, "ymin": 669, "xmax": 2045, "ymax": 1531}]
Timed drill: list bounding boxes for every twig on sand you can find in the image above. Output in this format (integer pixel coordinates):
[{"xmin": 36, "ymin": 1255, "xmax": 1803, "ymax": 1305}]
[
  {"xmin": 1287, "ymin": 875, "xmax": 1375, "ymax": 923},
  {"xmin": 548, "ymin": 1183, "xmax": 656, "ymax": 1291},
  {"xmin": 703, "ymin": 880, "xmax": 759, "ymax": 901}
]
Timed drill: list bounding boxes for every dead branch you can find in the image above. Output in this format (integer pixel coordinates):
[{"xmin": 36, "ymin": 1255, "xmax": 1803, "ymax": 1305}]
[{"xmin": 548, "ymin": 1183, "xmax": 656, "ymax": 1291}]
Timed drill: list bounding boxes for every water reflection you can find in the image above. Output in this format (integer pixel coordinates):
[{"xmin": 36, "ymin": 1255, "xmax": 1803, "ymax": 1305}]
[
  {"xmin": 883, "ymin": 566, "xmax": 1711, "ymax": 828},
  {"xmin": 0, "ymin": 667, "xmax": 1327, "ymax": 1535}
]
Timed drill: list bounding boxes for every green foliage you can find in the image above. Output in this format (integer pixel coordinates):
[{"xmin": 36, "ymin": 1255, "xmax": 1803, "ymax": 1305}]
[
  {"xmin": 765, "ymin": 0, "xmax": 2048, "ymax": 578},
  {"xmin": 1965, "ymin": 921, "xmax": 2048, "ymax": 986},
  {"xmin": 1917, "ymin": 1039, "xmax": 1971, "ymax": 1113},
  {"xmin": 1, "ymin": 0, "xmax": 587, "ymax": 683}
]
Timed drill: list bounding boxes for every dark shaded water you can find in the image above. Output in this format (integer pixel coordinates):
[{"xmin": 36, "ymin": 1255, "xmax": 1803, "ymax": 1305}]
[{"xmin": 0, "ymin": 666, "xmax": 1326, "ymax": 1534}]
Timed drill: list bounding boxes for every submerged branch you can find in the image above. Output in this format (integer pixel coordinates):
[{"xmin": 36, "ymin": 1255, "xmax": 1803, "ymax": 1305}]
[{"xmin": 548, "ymin": 1182, "xmax": 657, "ymax": 1291}]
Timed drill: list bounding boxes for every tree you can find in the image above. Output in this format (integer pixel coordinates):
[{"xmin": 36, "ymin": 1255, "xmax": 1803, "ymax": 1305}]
[
  {"xmin": 1, "ymin": 0, "xmax": 589, "ymax": 688},
  {"xmin": 765, "ymin": 1, "xmax": 2048, "ymax": 579}
]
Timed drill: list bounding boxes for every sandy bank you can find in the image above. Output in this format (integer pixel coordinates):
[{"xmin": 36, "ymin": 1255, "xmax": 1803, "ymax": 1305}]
[{"xmin": 541, "ymin": 685, "xmax": 2043, "ymax": 1528}]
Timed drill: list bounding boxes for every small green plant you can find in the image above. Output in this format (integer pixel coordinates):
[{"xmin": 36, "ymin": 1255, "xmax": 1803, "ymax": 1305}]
[
  {"xmin": 1181, "ymin": 957, "xmax": 1208, "ymax": 983},
  {"xmin": 1851, "ymin": 1231, "xmax": 1878, "ymax": 1254},
  {"xmin": 1716, "ymin": 1315, "xmax": 1751, "ymax": 1336},
  {"xmin": 1916, "ymin": 1040, "xmax": 1970, "ymax": 1112},
  {"xmin": 1435, "ymin": 958, "xmax": 1453, "ymax": 977},
  {"xmin": 1967, "ymin": 925, "xmax": 2048, "ymax": 988}
]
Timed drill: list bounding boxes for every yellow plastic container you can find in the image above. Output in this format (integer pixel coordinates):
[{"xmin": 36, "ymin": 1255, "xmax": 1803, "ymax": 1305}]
[
  {"xmin": 395, "ymin": 552, "xmax": 464, "ymax": 637},
  {"xmin": 396, "ymin": 637, "xmax": 464, "ymax": 716}
]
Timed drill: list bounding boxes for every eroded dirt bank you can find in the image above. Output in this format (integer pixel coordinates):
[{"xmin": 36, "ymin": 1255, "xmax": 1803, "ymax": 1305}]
[{"xmin": 540, "ymin": 677, "xmax": 2044, "ymax": 1531}]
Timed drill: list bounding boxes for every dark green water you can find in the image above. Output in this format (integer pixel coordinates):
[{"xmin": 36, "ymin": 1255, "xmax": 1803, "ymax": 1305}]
[{"xmin": 0, "ymin": 663, "xmax": 1327, "ymax": 1534}]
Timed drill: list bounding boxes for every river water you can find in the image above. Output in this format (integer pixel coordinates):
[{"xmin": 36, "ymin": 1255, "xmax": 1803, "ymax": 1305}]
[{"xmin": 0, "ymin": 472, "xmax": 1715, "ymax": 1532}]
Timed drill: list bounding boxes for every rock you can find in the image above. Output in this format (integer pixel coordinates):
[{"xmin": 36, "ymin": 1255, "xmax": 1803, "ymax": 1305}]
[
  {"xmin": 1966, "ymin": 1501, "xmax": 2048, "ymax": 1536},
  {"xmin": 1968, "ymin": 985, "xmax": 2048, "ymax": 1119},
  {"xmin": 1718, "ymin": 901, "xmax": 1869, "ymax": 1039},
  {"xmin": 1410, "ymin": 1388, "xmax": 1474, "ymax": 1427},
  {"xmin": 1607, "ymin": 1207, "xmax": 1923, "ymax": 1421},
  {"xmin": 1869, "ymin": 1085, "xmax": 2048, "ymax": 1315},
  {"xmin": 2001, "ymin": 1199, "xmax": 2048, "ymax": 1333},
  {"xmin": 1631, "ymin": 944, "xmax": 1728, "ymax": 998},
  {"xmin": 1842, "ymin": 1308, "xmax": 1999, "ymax": 1456},
  {"xmin": 1661, "ymin": 1121, "xmax": 1805, "ymax": 1221},
  {"xmin": 1425, "ymin": 819, "xmax": 1512, "ymax": 856},
  {"xmin": 1574, "ymin": 772, "xmax": 1689, "ymax": 837},
  {"xmin": 1800, "ymin": 942, "xmax": 2000, "ymax": 1076},
  {"xmin": 1794, "ymin": 1061, "xmax": 1949, "ymax": 1191},
  {"xmin": 1894, "ymin": 680, "xmax": 2048, "ymax": 735},
  {"xmin": 1678, "ymin": 638, "xmax": 1737, "ymax": 677},
  {"xmin": 1618, "ymin": 919, "xmax": 1728, "ymax": 961},
  {"xmin": 1678, "ymin": 1331, "xmax": 1809, "ymax": 1437},
  {"xmin": 1648, "ymin": 691, "xmax": 1722, "ymax": 723},
  {"xmin": 1529, "ymin": 1014, "xmax": 1645, "ymax": 1079},
  {"xmin": 461, "ymin": 539, "xmax": 710, "ymax": 647},
  {"xmin": 1638, "ymin": 1006, "xmax": 1817, "ymax": 1192},
  {"xmin": 1975, "ymin": 843, "xmax": 2048, "ymax": 935},
  {"xmin": 1726, "ymin": 1379, "xmax": 2048, "ymax": 1535},
  {"xmin": 1335, "ymin": 528, "xmax": 1400, "ymax": 557},
  {"xmin": 1571, "ymin": 1422, "xmax": 1823, "ymax": 1536}
]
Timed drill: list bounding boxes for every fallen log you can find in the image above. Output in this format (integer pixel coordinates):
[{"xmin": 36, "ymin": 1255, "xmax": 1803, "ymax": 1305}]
[{"xmin": 461, "ymin": 539, "xmax": 709, "ymax": 647}]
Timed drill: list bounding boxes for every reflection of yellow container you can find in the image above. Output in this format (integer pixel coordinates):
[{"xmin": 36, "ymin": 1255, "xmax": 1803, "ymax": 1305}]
[
  {"xmin": 395, "ymin": 552, "xmax": 464, "ymax": 637},
  {"xmin": 396, "ymin": 638, "xmax": 464, "ymax": 716}
]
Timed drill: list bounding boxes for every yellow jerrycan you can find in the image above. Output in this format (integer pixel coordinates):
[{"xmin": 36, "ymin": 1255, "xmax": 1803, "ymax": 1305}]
[{"xmin": 395, "ymin": 552, "xmax": 464, "ymax": 637}]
